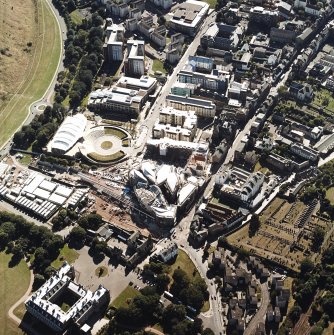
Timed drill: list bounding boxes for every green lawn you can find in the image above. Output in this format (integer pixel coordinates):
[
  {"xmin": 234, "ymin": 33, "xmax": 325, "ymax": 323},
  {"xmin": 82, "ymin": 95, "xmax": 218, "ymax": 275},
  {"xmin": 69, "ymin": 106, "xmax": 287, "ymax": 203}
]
[
  {"xmin": 104, "ymin": 128, "xmax": 128, "ymax": 139},
  {"xmin": 201, "ymin": 300, "xmax": 210, "ymax": 313},
  {"xmin": 20, "ymin": 155, "xmax": 32, "ymax": 166},
  {"xmin": 110, "ymin": 286, "xmax": 140, "ymax": 309},
  {"xmin": 312, "ymin": 88, "xmax": 334, "ymax": 112},
  {"xmin": 70, "ymin": 9, "xmax": 83, "ymax": 25},
  {"xmin": 0, "ymin": 0, "xmax": 61, "ymax": 148},
  {"xmin": 95, "ymin": 266, "xmax": 108, "ymax": 278},
  {"xmin": 168, "ymin": 250, "xmax": 201, "ymax": 281},
  {"xmin": 152, "ymin": 59, "xmax": 166, "ymax": 74},
  {"xmin": 87, "ymin": 150, "xmax": 125, "ymax": 163},
  {"xmin": 203, "ymin": 0, "xmax": 217, "ymax": 8},
  {"xmin": 0, "ymin": 252, "xmax": 30, "ymax": 335},
  {"xmin": 51, "ymin": 244, "xmax": 79, "ymax": 269},
  {"xmin": 326, "ymin": 187, "xmax": 334, "ymax": 205}
]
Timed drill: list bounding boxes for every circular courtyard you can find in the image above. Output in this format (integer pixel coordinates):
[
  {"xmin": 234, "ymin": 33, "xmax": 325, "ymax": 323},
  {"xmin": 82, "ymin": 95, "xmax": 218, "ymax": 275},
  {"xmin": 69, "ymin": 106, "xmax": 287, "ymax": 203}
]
[{"xmin": 80, "ymin": 126, "xmax": 131, "ymax": 164}]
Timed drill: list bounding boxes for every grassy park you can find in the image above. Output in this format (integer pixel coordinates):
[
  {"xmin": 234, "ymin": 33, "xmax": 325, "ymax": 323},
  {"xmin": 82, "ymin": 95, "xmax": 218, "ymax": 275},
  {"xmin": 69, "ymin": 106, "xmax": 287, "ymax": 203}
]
[
  {"xmin": 110, "ymin": 286, "xmax": 140, "ymax": 309},
  {"xmin": 0, "ymin": 0, "xmax": 61, "ymax": 148},
  {"xmin": 168, "ymin": 250, "xmax": 201, "ymax": 281},
  {"xmin": 0, "ymin": 252, "xmax": 30, "ymax": 335},
  {"xmin": 152, "ymin": 59, "xmax": 167, "ymax": 74},
  {"xmin": 326, "ymin": 187, "xmax": 334, "ymax": 205},
  {"xmin": 51, "ymin": 244, "xmax": 79, "ymax": 269}
]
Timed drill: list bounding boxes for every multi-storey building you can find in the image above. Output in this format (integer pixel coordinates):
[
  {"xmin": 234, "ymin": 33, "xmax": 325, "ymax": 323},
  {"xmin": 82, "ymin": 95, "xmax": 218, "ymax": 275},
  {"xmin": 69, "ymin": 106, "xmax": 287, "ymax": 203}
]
[
  {"xmin": 125, "ymin": 40, "xmax": 145, "ymax": 76},
  {"xmin": 166, "ymin": 94, "xmax": 216, "ymax": 118},
  {"xmin": 104, "ymin": 24, "xmax": 125, "ymax": 62}
]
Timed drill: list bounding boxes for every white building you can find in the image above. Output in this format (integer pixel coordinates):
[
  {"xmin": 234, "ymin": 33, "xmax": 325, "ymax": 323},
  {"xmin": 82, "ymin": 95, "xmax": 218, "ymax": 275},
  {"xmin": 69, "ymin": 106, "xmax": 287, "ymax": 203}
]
[
  {"xmin": 87, "ymin": 86, "xmax": 145, "ymax": 115},
  {"xmin": 49, "ymin": 114, "xmax": 87, "ymax": 155},
  {"xmin": 290, "ymin": 143, "xmax": 319, "ymax": 162},
  {"xmin": 125, "ymin": 40, "xmax": 145, "ymax": 76},
  {"xmin": 158, "ymin": 242, "xmax": 179, "ymax": 262},
  {"xmin": 153, "ymin": 107, "xmax": 197, "ymax": 142},
  {"xmin": 216, "ymin": 167, "xmax": 265, "ymax": 203},
  {"xmin": 25, "ymin": 263, "xmax": 109, "ymax": 332},
  {"xmin": 105, "ymin": 24, "xmax": 124, "ymax": 62},
  {"xmin": 166, "ymin": 94, "xmax": 216, "ymax": 118}
]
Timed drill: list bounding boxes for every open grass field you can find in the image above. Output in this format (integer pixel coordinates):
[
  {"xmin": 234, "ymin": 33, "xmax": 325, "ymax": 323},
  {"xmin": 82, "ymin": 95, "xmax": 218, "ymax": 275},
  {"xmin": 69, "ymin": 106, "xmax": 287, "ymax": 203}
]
[
  {"xmin": 0, "ymin": 0, "xmax": 61, "ymax": 148},
  {"xmin": 51, "ymin": 244, "xmax": 79, "ymax": 269},
  {"xmin": 168, "ymin": 250, "xmax": 200, "ymax": 281},
  {"xmin": 228, "ymin": 197, "xmax": 331, "ymax": 271},
  {"xmin": 152, "ymin": 59, "xmax": 167, "ymax": 74},
  {"xmin": 0, "ymin": 252, "xmax": 30, "ymax": 335},
  {"xmin": 110, "ymin": 286, "xmax": 140, "ymax": 309},
  {"xmin": 326, "ymin": 187, "xmax": 334, "ymax": 205},
  {"xmin": 203, "ymin": 0, "xmax": 217, "ymax": 8},
  {"xmin": 69, "ymin": 9, "xmax": 83, "ymax": 25}
]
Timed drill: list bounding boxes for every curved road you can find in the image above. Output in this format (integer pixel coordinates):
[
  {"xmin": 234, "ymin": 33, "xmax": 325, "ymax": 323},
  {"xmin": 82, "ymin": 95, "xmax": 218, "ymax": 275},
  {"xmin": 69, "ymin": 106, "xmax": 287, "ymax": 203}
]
[
  {"xmin": 243, "ymin": 282, "xmax": 270, "ymax": 335},
  {"xmin": 0, "ymin": 0, "xmax": 67, "ymax": 157}
]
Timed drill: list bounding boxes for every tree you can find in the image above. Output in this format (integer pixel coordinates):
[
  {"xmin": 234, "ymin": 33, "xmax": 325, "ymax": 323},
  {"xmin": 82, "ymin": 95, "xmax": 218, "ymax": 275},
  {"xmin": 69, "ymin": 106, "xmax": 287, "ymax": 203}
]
[
  {"xmin": 69, "ymin": 226, "xmax": 86, "ymax": 244},
  {"xmin": 249, "ymin": 214, "xmax": 260, "ymax": 236},
  {"xmin": 289, "ymin": 305, "xmax": 302, "ymax": 324},
  {"xmin": 156, "ymin": 273, "xmax": 170, "ymax": 292},
  {"xmin": 33, "ymin": 274, "xmax": 46, "ymax": 291},
  {"xmin": 0, "ymin": 230, "xmax": 9, "ymax": 248},
  {"xmin": 202, "ymin": 328, "xmax": 215, "ymax": 335},
  {"xmin": 300, "ymin": 258, "xmax": 314, "ymax": 275},
  {"xmin": 1, "ymin": 221, "xmax": 16, "ymax": 239},
  {"xmin": 171, "ymin": 269, "xmax": 190, "ymax": 295},
  {"xmin": 312, "ymin": 227, "xmax": 325, "ymax": 251},
  {"xmin": 310, "ymin": 326, "xmax": 323, "ymax": 335},
  {"xmin": 162, "ymin": 304, "xmax": 186, "ymax": 331},
  {"xmin": 78, "ymin": 213, "xmax": 103, "ymax": 230}
]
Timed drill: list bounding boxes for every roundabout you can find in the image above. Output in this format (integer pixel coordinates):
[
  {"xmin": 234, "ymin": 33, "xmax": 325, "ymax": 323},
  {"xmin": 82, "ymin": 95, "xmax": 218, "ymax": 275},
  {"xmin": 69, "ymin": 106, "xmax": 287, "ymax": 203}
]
[{"xmin": 79, "ymin": 126, "xmax": 132, "ymax": 164}]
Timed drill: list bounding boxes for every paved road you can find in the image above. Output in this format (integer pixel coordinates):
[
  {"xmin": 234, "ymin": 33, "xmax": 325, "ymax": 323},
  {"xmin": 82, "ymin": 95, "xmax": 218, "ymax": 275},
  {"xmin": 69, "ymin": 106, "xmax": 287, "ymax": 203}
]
[
  {"xmin": 132, "ymin": 12, "xmax": 216, "ymax": 155},
  {"xmin": 243, "ymin": 282, "xmax": 270, "ymax": 335},
  {"xmin": 0, "ymin": 0, "xmax": 67, "ymax": 158},
  {"xmin": 172, "ymin": 208, "xmax": 224, "ymax": 335}
]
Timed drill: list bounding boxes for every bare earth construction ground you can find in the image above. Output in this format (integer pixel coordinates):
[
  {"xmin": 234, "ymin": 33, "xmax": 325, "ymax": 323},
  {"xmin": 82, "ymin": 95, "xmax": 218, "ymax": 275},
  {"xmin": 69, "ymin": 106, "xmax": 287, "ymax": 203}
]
[{"xmin": 0, "ymin": 0, "xmax": 61, "ymax": 148}]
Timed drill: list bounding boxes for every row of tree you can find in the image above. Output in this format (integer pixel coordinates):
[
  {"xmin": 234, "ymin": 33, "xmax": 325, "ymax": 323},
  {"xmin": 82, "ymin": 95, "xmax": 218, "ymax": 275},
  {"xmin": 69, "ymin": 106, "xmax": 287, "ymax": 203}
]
[{"xmin": 13, "ymin": 104, "xmax": 66, "ymax": 150}]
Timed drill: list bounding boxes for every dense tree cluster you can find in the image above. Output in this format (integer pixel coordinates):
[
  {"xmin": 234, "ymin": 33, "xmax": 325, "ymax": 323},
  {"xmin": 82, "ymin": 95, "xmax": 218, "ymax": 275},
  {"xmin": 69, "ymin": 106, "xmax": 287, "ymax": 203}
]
[
  {"xmin": 53, "ymin": 0, "xmax": 105, "ymax": 107},
  {"xmin": 51, "ymin": 208, "xmax": 78, "ymax": 231},
  {"xmin": 170, "ymin": 269, "xmax": 208, "ymax": 311},
  {"xmin": 279, "ymin": 244, "xmax": 334, "ymax": 334},
  {"xmin": 143, "ymin": 262, "xmax": 171, "ymax": 293},
  {"xmin": 301, "ymin": 159, "xmax": 334, "ymax": 219},
  {"xmin": 0, "ymin": 211, "xmax": 64, "ymax": 279},
  {"xmin": 13, "ymin": 104, "xmax": 66, "ymax": 151},
  {"xmin": 103, "ymin": 285, "xmax": 213, "ymax": 335}
]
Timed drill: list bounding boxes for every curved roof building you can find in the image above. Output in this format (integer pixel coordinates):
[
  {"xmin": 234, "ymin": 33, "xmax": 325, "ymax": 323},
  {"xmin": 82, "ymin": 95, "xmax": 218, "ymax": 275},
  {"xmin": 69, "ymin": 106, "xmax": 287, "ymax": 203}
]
[{"xmin": 50, "ymin": 114, "xmax": 87, "ymax": 154}]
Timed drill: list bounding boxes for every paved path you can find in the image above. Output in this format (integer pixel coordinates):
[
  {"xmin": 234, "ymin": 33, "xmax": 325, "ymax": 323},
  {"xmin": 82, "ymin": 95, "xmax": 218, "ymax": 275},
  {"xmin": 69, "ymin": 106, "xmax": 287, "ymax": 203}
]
[
  {"xmin": 243, "ymin": 282, "xmax": 270, "ymax": 335},
  {"xmin": 145, "ymin": 327, "xmax": 165, "ymax": 335},
  {"xmin": 7, "ymin": 267, "xmax": 34, "ymax": 325}
]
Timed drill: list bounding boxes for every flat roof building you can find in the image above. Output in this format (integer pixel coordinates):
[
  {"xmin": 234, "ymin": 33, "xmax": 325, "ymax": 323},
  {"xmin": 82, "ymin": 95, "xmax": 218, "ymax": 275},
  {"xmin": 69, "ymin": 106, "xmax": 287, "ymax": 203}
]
[
  {"xmin": 166, "ymin": 94, "xmax": 216, "ymax": 118},
  {"xmin": 104, "ymin": 24, "xmax": 124, "ymax": 62},
  {"xmin": 125, "ymin": 40, "xmax": 145, "ymax": 76},
  {"xmin": 88, "ymin": 86, "xmax": 146, "ymax": 116},
  {"xmin": 169, "ymin": 0, "xmax": 209, "ymax": 36}
]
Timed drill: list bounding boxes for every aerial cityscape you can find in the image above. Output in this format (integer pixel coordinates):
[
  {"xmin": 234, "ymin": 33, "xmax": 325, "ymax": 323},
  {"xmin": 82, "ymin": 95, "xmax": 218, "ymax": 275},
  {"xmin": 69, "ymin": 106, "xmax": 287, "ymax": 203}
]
[{"xmin": 1, "ymin": 0, "xmax": 334, "ymax": 334}]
